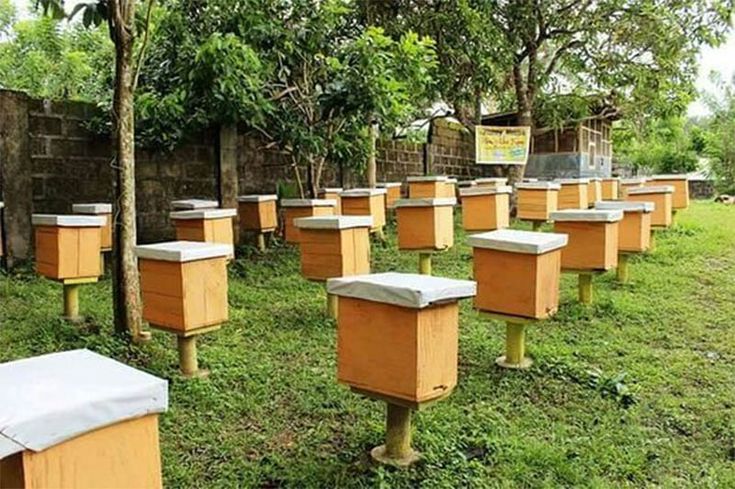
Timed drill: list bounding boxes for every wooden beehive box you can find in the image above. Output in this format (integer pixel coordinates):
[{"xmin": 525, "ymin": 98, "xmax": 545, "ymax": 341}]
[
  {"xmin": 294, "ymin": 216, "xmax": 372, "ymax": 280},
  {"xmin": 32, "ymin": 214, "xmax": 105, "ymax": 280},
  {"xmin": 0, "ymin": 349, "xmax": 167, "ymax": 489},
  {"xmin": 444, "ymin": 178, "xmax": 458, "ymax": 198},
  {"xmin": 0, "ymin": 201, "xmax": 4, "ymax": 258},
  {"xmin": 135, "ymin": 241, "xmax": 231, "ymax": 334},
  {"xmin": 237, "ymin": 195, "xmax": 278, "ymax": 232},
  {"xmin": 601, "ymin": 178, "xmax": 620, "ymax": 200},
  {"xmin": 395, "ymin": 198, "xmax": 455, "ymax": 250},
  {"xmin": 619, "ymin": 177, "xmax": 646, "ymax": 198},
  {"xmin": 550, "ymin": 209, "xmax": 623, "ymax": 271},
  {"xmin": 475, "ymin": 177, "xmax": 508, "ymax": 189},
  {"xmin": 318, "ymin": 188, "xmax": 343, "ymax": 214},
  {"xmin": 596, "ymin": 201, "xmax": 653, "ymax": 253},
  {"xmin": 469, "ymin": 229, "xmax": 568, "ymax": 319},
  {"xmin": 626, "ymin": 185, "xmax": 674, "ymax": 228},
  {"xmin": 340, "ymin": 189, "xmax": 387, "ymax": 232},
  {"xmin": 555, "ymin": 179, "xmax": 590, "ymax": 209},
  {"xmin": 170, "ymin": 209, "xmax": 237, "ymax": 255},
  {"xmin": 72, "ymin": 203, "xmax": 113, "ymax": 251},
  {"xmin": 459, "ymin": 186, "xmax": 511, "ymax": 231},
  {"xmin": 281, "ymin": 199, "xmax": 337, "ymax": 244},
  {"xmin": 407, "ymin": 176, "xmax": 449, "ymax": 198},
  {"xmin": 376, "ymin": 182, "xmax": 402, "ymax": 210},
  {"xmin": 648, "ymin": 175, "xmax": 690, "ymax": 210},
  {"xmin": 456, "ymin": 180, "xmax": 477, "ymax": 203},
  {"xmin": 171, "ymin": 198, "xmax": 219, "ymax": 210},
  {"xmin": 587, "ymin": 178, "xmax": 602, "ymax": 207},
  {"xmin": 516, "ymin": 182, "xmax": 560, "ymax": 221},
  {"xmin": 328, "ymin": 272, "xmax": 476, "ymax": 404}
]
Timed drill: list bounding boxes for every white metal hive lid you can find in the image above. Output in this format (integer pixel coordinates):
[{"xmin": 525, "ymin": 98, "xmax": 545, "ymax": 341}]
[
  {"xmin": 468, "ymin": 229, "xmax": 568, "ymax": 255},
  {"xmin": 588, "ymin": 177, "xmax": 603, "ymax": 182},
  {"xmin": 650, "ymin": 174, "xmax": 689, "ymax": 181},
  {"xmin": 319, "ymin": 188, "xmax": 343, "ymax": 193},
  {"xmin": 72, "ymin": 203, "xmax": 112, "ymax": 214},
  {"xmin": 170, "ymin": 208, "xmax": 237, "ymax": 220},
  {"xmin": 627, "ymin": 185, "xmax": 675, "ymax": 195},
  {"xmin": 595, "ymin": 201, "xmax": 655, "ymax": 213},
  {"xmin": 394, "ymin": 198, "xmax": 457, "ymax": 208},
  {"xmin": 134, "ymin": 240, "xmax": 232, "ymax": 262},
  {"xmin": 171, "ymin": 199, "xmax": 219, "ymax": 210},
  {"xmin": 460, "ymin": 186, "xmax": 512, "ymax": 197},
  {"xmin": 555, "ymin": 178, "xmax": 591, "ymax": 185},
  {"xmin": 32, "ymin": 214, "xmax": 106, "ymax": 227},
  {"xmin": 602, "ymin": 177, "xmax": 621, "ymax": 181},
  {"xmin": 620, "ymin": 177, "xmax": 647, "ymax": 185},
  {"xmin": 327, "ymin": 272, "xmax": 476, "ymax": 309},
  {"xmin": 475, "ymin": 177, "xmax": 508, "ymax": 184},
  {"xmin": 516, "ymin": 181, "xmax": 561, "ymax": 190},
  {"xmin": 406, "ymin": 175, "xmax": 449, "ymax": 182},
  {"xmin": 376, "ymin": 182, "xmax": 401, "ymax": 188},
  {"xmin": 0, "ymin": 349, "xmax": 168, "ymax": 458},
  {"xmin": 237, "ymin": 194, "xmax": 278, "ymax": 203},
  {"xmin": 550, "ymin": 209, "xmax": 624, "ymax": 222},
  {"xmin": 280, "ymin": 199, "xmax": 337, "ymax": 208},
  {"xmin": 457, "ymin": 180, "xmax": 477, "ymax": 188},
  {"xmin": 294, "ymin": 215, "xmax": 373, "ymax": 230},
  {"xmin": 340, "ymin": 188, "xmax": 387, "ymax": 197}
]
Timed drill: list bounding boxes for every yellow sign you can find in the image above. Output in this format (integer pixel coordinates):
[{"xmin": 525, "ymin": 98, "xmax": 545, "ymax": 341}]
[{"xmin": 475, "ymin": 126, "xmax": 531, "ymax": 165}]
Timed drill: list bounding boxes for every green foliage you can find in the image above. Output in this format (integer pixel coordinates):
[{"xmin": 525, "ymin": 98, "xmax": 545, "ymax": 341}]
[
  {"xmin": 614, "ymin": 117, "xmax": 700, "ymax": 174},
  {"xmin": 701, "ymin": 74, "xmax": 735, "ymax": 194}
]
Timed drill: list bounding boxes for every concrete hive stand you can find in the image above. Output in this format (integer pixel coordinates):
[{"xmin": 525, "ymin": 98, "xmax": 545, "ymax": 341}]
[
  {"xmin": 376, "ymin": 182, "xmax": 403, "ymax": 211},
  {"xmin": 586, "ymin": 178, "xmax": 602, "ymax": 208},
  {"xmin": 555, "ymin": 178, "xmax": 590, "ymax": 210},
  {"xmin": 237, "ymin": 194, "xmax": 278, "ymax": 251},
  {"xmin": 280, "ymin": 199, "xmax": 337, "ymax": 244},
  {"xmin": 170, "ymin": 208, "xmax": 237, "ymax": 258},
  {"xmin": 32, "ymin": 214, "xmax": 106, "ymax": 321},
  {"xmin": 72, "ymin": 203, "xmax": 112, "ymax": 272},
  {"xmin": 0, "ymin": 350, "xmax": 168, "ymax": 488},
  {"xmin": 459, "ymin": 186, "xmax": 511, "ymax": 232},
  {"xmin": 293, "ymin": 215, "xmax": 373, "ymax": 318},
  {"xmin": 601, "ymin": 177, "xmax": 620, "ymax": 200},
  {"xmin": 339, "ymin": 189, "xmax": 387, "ymax": 239},
  {"xmin": 135, "ymin": 241, "xmax": 232, "ymax": 378},
  {"xmin": 394, "ymin": 198, "xmax": 456, "ymax": 275},
  {"xmin": 171, "ymin": 199, "xmax": 219, "ymax": 211},
  {"xmin": 407, "ymin": 175, "xmax": 451, "ymax": 199},
  {"xmin": 328, "ymin": 272, "xmax": 476, "ymax": 467},
  {"xmin": 626, "ymin": 185, "xmax": 674, "ymax": 229},
  {"xmin": 469, "ymin": 230, "xmax": 568, "ymax": 369},
  {"xmin": 550, "ymin": 209, "xmax": 624, "ymax": 304},
  {"xmin": 516, "ymin": 181, "xmax": 561, "ymax": 230},
  {"xmin": 596, "ymin": 201, "xmax": 655, "ymax": 283},
  {"xmin": 318, "ymin": 188, "xmax": 343, "ymax": 214}
]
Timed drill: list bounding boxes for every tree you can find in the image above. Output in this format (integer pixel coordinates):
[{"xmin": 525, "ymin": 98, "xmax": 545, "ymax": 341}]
[
  {"xmin": 614, "ymin": 117, "xmax": 699, "ymax": 174},
  {"xmin": 702, "ymin": 73, "xmax": 735, "ymax": 194},
  {"xmin": 38, "ymin": 0, "xmax": 156, "ymax": 341}
]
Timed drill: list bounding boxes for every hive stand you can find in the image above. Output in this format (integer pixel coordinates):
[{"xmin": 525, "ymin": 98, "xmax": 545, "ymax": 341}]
[
  {"xmin": 587, "ymin": 178, "xmax": 602, "ymax": 208},
  {"xmin": 619, "ymin": 177, "xmax": 646, "ymax": 199},
  {"xmin": 340, "ymin": 189, "xmax": 387, "ymax": 240},
  {"xmin": 475, "ymin": 177, "xmax": 508, "ymax": 189},
  {"xmin": 72, "ymin": 203, "xmax": 113, "ymax": 273},
  {"xmin": 32, "ymin": 214, "xmax": 105, "ymax": 321},
  {"xmin": 516, "ymin": 181, "xmax": 561, "ymax": 230},
  {"xmin": 469, "ymin": 229, "xmax": 568, "ymax": 369},
  {"xmin": 327, "ymin": 272, "xmax": 476, "ymax": 467},
  {"xmin": 376, "ymin": 182, "xmax": 403, "ymax": 211},
  {"xmin": 601, "ymin": 177, "xmax": 620, "ymax": 200},
  {"xmin": 171, "ymin": 198, "xmax": 219, "ymax": 211},
  {"xmin": 0, "ymin": 350, "xmax": 168, "ymax": 489},
  {"xmin": 293, "ymin": 215, "xmax": 373, "ymax": 319},
  {"xmin": 596, "ymin": 201, "xmax": 655, "ymax": 283},
  {"xmin": 170, "ymin": 209, "xmax": 237, "ymax": 259},
  {"xmin": 318, "ymin": 188, "xmax": 343, "ymax": 214},
  {"xmin": 459, "ymin": 186, "xmax": 511, "ymax": 232},
  {"xmin": 554, "ymin": 178, "xmax": 590, "ymax": 210},
  {"xmin": 135, "ymin": 241, "xmax": 232, "ymax": 378},
  {"xmin": 550, "ymin": 209, "xmax": 624, "ymax": 304},
  {"xmin": 394, "ymin": 198, "xmax": 456, "ymax": 275},
  {"xmin": 648, "ymin": 175, "xmax": 689, "ymax": 224},
  {"xmin": 280, "ymin": 199, "xmax": 337, "ymax": 244},
  {"xmin": 0, "ymin": 202, "xmax": 4, "ymax": 263},
  {"xmin": 406, "ymin": 175, "xmax": 451, "ymax": 199},
  {"xmin": 626, "ymin": 185, "xmax": 674, "ymax": 229},
  {"xmin": 237, "ymin": 194, "xmax": 278, "ymax": 251}
]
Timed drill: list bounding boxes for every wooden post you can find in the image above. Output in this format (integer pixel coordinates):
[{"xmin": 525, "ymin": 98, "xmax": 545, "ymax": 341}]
[
  {"xmin": 99, "ymin": 253, "xmax": 106, "ymax": 276},
  {"xmin": 63, "ymin": 283, "xmax": 81, "ymax": 321},
  {"xmin": 578, "ymin": 273, "xmax": 593, "ymax": 304},
  {"xmin": 256, "ymin": 233, "xmax": 266, "ymax": 252},
  {"xmin": 617, "ymin": 254, "xmax": 630, "ymax": 283},
  {"xmin": 495, "ymin": 321, "xmax": 533, "ymax": 369},
  {"xmin": 418, "ymin": 252, "xmax": 432, "ymax": 275},
  {"xmin": 370, "ymin": 402, "xmax": 419, "ymax": 467},
  {"xmin": 649, "ymin": 232, "xmax": 657, "ymax": 252},
  {"xmin": 374, "ymin": 227, "xmax": 386, "ymax": 242},
  {"xmin": 177, "ymin": 336, "xmax": 208, "ymax": 379},
  {"xmin": 327, "ymin": 292, "xmax": 338, "ymax": 319}
]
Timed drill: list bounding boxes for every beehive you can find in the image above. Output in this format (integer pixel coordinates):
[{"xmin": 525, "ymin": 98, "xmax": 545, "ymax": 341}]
[
  {"xmin": 294, "ymin": 216, "xmax": 372, "ymax": 280},
  {"xmin": 456, "ymin": 180, "xmax": 477, "ymax": 202},
  {"xmin": 318, "ymin": 188, "xmax": 343, "ymax": 214},
  {"xmin": 339, "ymin": 189, "xmax": 386, "ymax": 232},
  {"xmin": 469, "ymin": 229, "xmax": 568, "ymax": 319},
  {"xmin": 0, "ymin": 201, "xmax": 4, "ymax": 258},
  {"xmin": 555, "ymin": 179, "xmax": 590, "ymax": 209},
  {"xmin": 329, "ymin": 272, "xmax": 476, "ymax": 404},
  {"xmin": 281, "ymin": 199, "xmax": 337, "ymax": 244},
  {"xmin": 395, "ymin": 198, "xmax": 455, "ymax": 250},
  {"xmin": 648, "ymin": 175, "xmax": 690, "ymax": 210},
  {"xmin": 0, "ymin": 350, "xmax": 167, "ymax": 489},
  {"xmin": 237, "ymin": 195, "xmax": 278, "ymax": 232},
  {"xmin": 171, "ymin": 199, "xmax": 219, "ymax": 210},
  {"xmin": 619, "ymin": 177, "xmax": 646, "ymax": 198},
  {"xmin": 32, "ymin": 214, "xmax": 105, "ymax": 280},
  {"xmin": 376, "ymin": 182, "xmax": 402, "ymax": 209},
  {"xmin": 71, "ymin": 203, "xmax": 112, "ymax": 251},
  {"xmin": 595, "ymin": 201, "xmax": 654, "ymax": 253},
  {"xmin": 516, "ymin": 182, "xmax": 560, "ymax": 221},
  {"xmin": 170, "ymin": 208, "xmax": 236, "ymax": 255},
  {"xmin": 550, "ymin": 209, "xmax": 623, "ymax": 271},
  {"xmin": 601, "ymin": 178, "xmax": 620, "ymax": 200},
  {"xmin": 587, "ymin": 178, "xmax": 602, "ymax": 207},
  {"xmin": 444, "ymin": 178, "xmax": 458, "ymax": 198},
  {"xmin": 626, "ymin": 185, "xmax": 674, "ymax": 228},
  {"xmin": 475, "ymin": 177, "xmax": 509, "ymax": 189},
  {"xmin": 460, "ymin": 186, "xmax": 511, "ymax": 231},
  {"xmin": 135, "ymin": 241, "xmax": 231, "ymax": 334},
  {"xmin": 407, "ymin": 176, "xmax": 450, "ymax": 198}
]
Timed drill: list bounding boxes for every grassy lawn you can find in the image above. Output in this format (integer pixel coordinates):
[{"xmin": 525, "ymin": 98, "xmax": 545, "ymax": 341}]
[{"xmin": 1, "ymin": 200, "xmax": 734, "ymax": 487}]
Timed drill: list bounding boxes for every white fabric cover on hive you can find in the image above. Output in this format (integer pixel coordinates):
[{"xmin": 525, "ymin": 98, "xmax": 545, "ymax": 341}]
[
  {"xmin": 32, "ymin": 214, "xmax": 106, "ymax": 227},
  {"xmin": 72, "ymin": 203, "xmax": 112, "ymax": 214},
  {"xmin": 0, "ymin": 349, "xmax": 168, "ymax": 458},
  {"xmin": 407, "ymin": 176, "xmax": 448, "ymax": 182},
  {"xmin": 294, "ymin": 216, "xmax": 373, "ymax": 230},
  {"xmin": 596, "ymin": 201, "xmax": 654, "ymax": 212},
  {"xmin": 460, "ymin": 186, "xmax": 512, "ymax": 197},
  {"xmin": 170, "ymin": 208, "xmax": 237, "ymax": 220},
  {"xmin": 280, "ymin": 199, "xmax": 337, "ymax": 208},
  {"xmin": 550, "ymin": 209, "xmax": 623, "ymax": 222},
  {"xmin": 340, "ymin": 188, "xmax": 387, "ymax": 197},
  {"xmin": 237, "ymin": 194, "xmax": 278, "ymax": 203},
  {"xmin": 135, "ymin": 241, "xmax": 232, "ymax": 262},
  {"xmin": 171, "ymin": 199, "xmax": 219, "ymax": 210},
  {"xmin": 327, "ymin": 272, "xmax": 476, "ymax": 309},
  {"xmin": 627, "ymin": 185, "xmax": 674, "ymax": 195},
  {"xmin": 555, "ymin": 178, "xmax": 590, "ymax": 184},
  {"xmin": 516, "ymin": 181, "xmax": 561, "ymax": 190},
  {"xmin": 394, "ymin": 198, "xmax": 457, "ymax": 208},
  {"xmin": 468, "ymin": 229, "xmax": 568, "ymax": 255}
]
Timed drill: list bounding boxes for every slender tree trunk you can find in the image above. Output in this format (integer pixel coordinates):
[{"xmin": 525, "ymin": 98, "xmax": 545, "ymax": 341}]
[
  {"xmin": 509, "ymin": 63, "xmax": 534, "ymax": 215},
  {"xmin": 367, "ymin": 120, "xmax": 378, "ymax": 187}
]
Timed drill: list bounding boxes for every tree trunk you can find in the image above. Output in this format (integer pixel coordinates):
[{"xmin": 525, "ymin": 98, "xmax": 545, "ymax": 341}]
[
  {"xmin": 367, "ymin": 120, "xmax": 378, "ymax": 188},
  {"xmin": 509, "ymin": 63, "xmax": 534, "ymax": 215},
  {"xmin": 111, "ymin": 1, "xmax": 143, "ymax": 340}
]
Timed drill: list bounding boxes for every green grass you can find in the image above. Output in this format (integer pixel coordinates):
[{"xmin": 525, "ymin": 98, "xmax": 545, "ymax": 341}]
[{"xmin": 2, "ymin": 201, "xmax": 735, "ymax": 488}]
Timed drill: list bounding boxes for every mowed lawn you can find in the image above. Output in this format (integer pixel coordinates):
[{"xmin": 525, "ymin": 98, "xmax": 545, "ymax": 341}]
[{"xmin": 1, "ymin": 201, "xmax": 734, "ymax": 488}]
